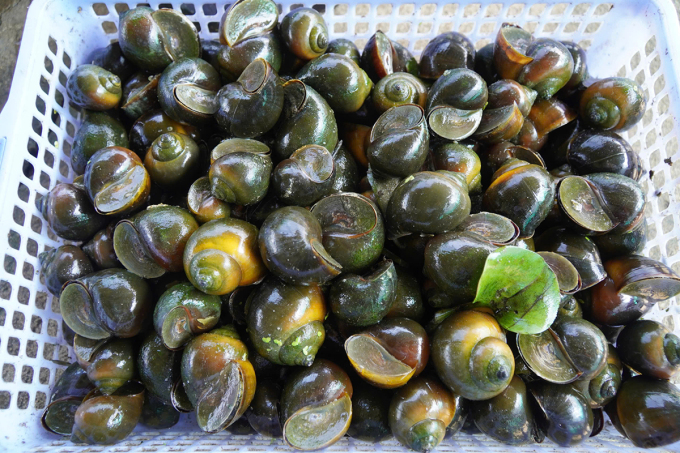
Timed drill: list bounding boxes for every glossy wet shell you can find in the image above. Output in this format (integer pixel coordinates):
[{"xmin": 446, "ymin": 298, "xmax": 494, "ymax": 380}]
[
  {"xmin": 419, "ymin": 32, "xmax": 476, "ymax": 79},
  {"xmin": 66, "ymin": 64, "xmax": 122, "ymax": 110},
  {"xmin": 183, "ymin": 218, "xmax": 267, "ymax": 295},
  {"xmin": 431, "ymin": 310, "xmax": 514, "ymax": 401},
  {"xmin": 280, "ymin": 8, "xmax": 329, "ymax": 60},
  {"xmin": 39, "ymin": 245, "xmax": 94, "ymax": 296},
  {"xmin": 579, "ymin": 77, "xmax": 647, "ymax": 132},
  {"xmin": 271, "ymin": 144, "xmax": 335, "ymax": 206},
  {"xmin": 39, "ymin": 183, "xmax": 108, "ymax": 242},
  {"xmin": 616, "ymin": 320, "xmax": 680, "ymax": 380},
  {"xmin": 138, "ymin": 331, "xmax": 181, "ymax": 403},
  {"xmin": 72, "ymin": 113, "xmax": 129, "ymax": 175}
]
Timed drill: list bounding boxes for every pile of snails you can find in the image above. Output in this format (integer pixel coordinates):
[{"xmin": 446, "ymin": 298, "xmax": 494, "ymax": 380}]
[{"xmin": 37, "ymin": 0, "xmax": 680, "ymax": 450}]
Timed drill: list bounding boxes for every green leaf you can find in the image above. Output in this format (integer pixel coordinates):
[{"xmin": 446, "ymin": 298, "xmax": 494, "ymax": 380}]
[{"xmin": 473, "ymin": 246, "xmax": 560, "ymax": 334}]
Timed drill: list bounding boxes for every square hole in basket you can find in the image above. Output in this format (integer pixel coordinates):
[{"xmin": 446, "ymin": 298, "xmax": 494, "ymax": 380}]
[
  {"xmin": 202, "ymin": 3, "xmax": 217, "ymax": 15},
  {"xmin": 55, "ymin": 89, "xmax": 65, "ymax": 108},
  {"xmin": 60, "ymin": 160, "xmax": 70, "ymax": 179},
  {"xmin": 417, "ymin": 22, "xmax": 432, "ymax": 33},
  {"xmin": 23, "ymin": 262, "xmax": 35, "ymax": 281},
  {"xmin": 22, "ymin": 366, "xmax": 34, "ymax": 384},
  {"xmin": 5, "ymin": 254, "xmax": 17, "ymax": 274},
  {"xmin": 93, "ymin": 3, "xmax": 109, "ymax": 15},
  {"xmin": 19, "ymin": 286, "xmax": 30, "ymax": 305},
  {"xmin": 0, "ymin": 307, "xmax": 4, "ymax": 326},
  {"xmin": 334, "ymin": 22, "xmax": 347, "ymax": 33},
  {"xmin": 3, "ymin": 364, "xmax": 15, "ymax": 383},
  {"xmin": 159, "ymin": 3, "xmax": 173, "ymax": 9},
  {"xmin": 593, "ymin": 3, "xmax": 613, "ymax": 15},
  {"xmin": 377, "ymin": 22, "xmax": 389, "ymax": 32},
  {"xmin": 48, "ymin": 129, "xmax": 58, "ymax": 147},
  {"xmin": 484, "ymin": 3, "xmax": 501, "ymax": 17},
  {"xmin": 31, "ymin": 215, "xmax": 43, "ymax": 234},
  {"xmin": 13, "ymin": 206, "xmax": 25, "ymax": 226},
  {"xmin": 563, "ymin": 22, "xmax": 579, "ymax": 33},
  {"xmin": 459, "ymin": 22, "xmax": 474, "ymax": 34},
  {"xmin": 550, "ymin": 3, "xmax": 568, "ymax": 15},
  {"xmin": 39, "ymin": 367, "xmax": 50, "ymax": 385},
  {"xmin": 208, "ymin": 22, "xmax": 219, "ymax": 33},
  {"xmin": 115, "ymin": 3, "xmax": 129, "ymax": 14},
  {"xmin": 355, "ymin": 22, "xmax": 369, "ymax": 34},
  {"xmin": 31, "ymin": 315, "xmax": 42, "ymax": 334},
  {"xmin": 0, "ymin": 392, "xmax": 10, "ymax": 410},
  {"xmin": 66, "ymin": 121, "xmax": 76, "ymax": 137},
  {"xmin": 23, "ymin": 160, "xmax": 34, "ymax": 180},
  {"xmin": 12, "ymin": 311, "xmax": 25, "ymax": 330},
  {"xmin": 442, "ymin": 4, "xmax": 458, "ymax": 16},
  {"xmin": 44, "ymin": 150, "xmax": 55, "ymax": 168},
  {"xmin": 334, "ymin": 4, "xmax": 348, "ymax": 15},
  {"xmin": 17, "ymin": 182, "xmax": 29, "ymax": 202},
  {"xmin": 8, "ymin": 230, "xmax": 20, "ymax": 250},
  {"xmin": 507, "ymin": 3, "xmax": 523, "ymax": 16},
  {"xmin": 180, "ymin": 3, "xmax": 196, "ymax": 15},
  {"xmin": 0, "ymin": 281, "xmax": 11, "ymax": 301},
  {"xmin": 193, "ymin": 22, "xmax": 202, "ymax": 32},
  {"xmin": 438, "ymin": 23, "xmax": 454, "ymax": 33},
  {"xmin": 18, "ymin": 392, "xmax": 29, "ymax": 409},
  {"xmin": 585, "ymin": 22, "xmax": 601, "ymax": 33},
  {"xmin": 396, "ymin": 22, "xmax": 411, "ymax": 33},
  {"xmin": 47, "ymin": 319, "xmax": 59, "ymax": 337},
  {"xmin": 7, "ymin": 337, "xmax": 20, "ymax": 356},
  {"xmin": 32, "ymin": 117, "xmax": 42, "ymax": 136},
  {"xmin": 39, "ymin": 171, "xmax": 51, "ymax": 189},
  {"xmin": 58, "ymin": 71, "xmax": 67, "ymax": 87},
  {"xmin": 312, "ymin": 4, "xmax": 326, "ymax": 13},
  {"xmin": 35, "ymin": 392, "xmax": 46, "ymax": 410},
  {"xmin": 48, "ymin": 36, "xmax": 57, "ymax": 54},
  {"xmin": 63, "ymin": 52, "xmax": 72, "ymax": 69},
  {"xmin": 102, "ymin": 21, "xmax": 118, "ymax": 34},
  {"xmin": 463, "ymin": 3, "xmax": 480, "ymax": 17},
  {"xmin": 27, "ymin": 340, "xmax": 38, "ymax": 359},
  {"xmin": 398, "ymin": 3, "xmax": 414, "ymax": 15},
  {"xmin": 376, "ymin": 3, "xmax": 392, "ymax": 15},
  {"xmin": 419, "ymin": 3, "xmax": 436, "ymax": 16},
  {"xmin": 27, "ymin": 138, "xmax": 39, "ymax": 159},
  {"xmin": 35, "ymin": 96, "xmax": 46, "ymax": 116}
]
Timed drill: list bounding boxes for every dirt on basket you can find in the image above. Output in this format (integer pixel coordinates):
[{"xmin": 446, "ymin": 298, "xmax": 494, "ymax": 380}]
[{"xmin": 0, "ymin": 0, "xmax": 32, "ymax": 111}]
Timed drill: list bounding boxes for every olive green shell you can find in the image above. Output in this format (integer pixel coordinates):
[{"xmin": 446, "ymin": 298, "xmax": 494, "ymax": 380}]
[
  {"xmin": 431, "ymin": 310, "xmax": 514, "ymax": 401},
  {"xmin": 372, "ymin": 72, "xmax": 428, "ymax": 114},
  {"xmin": 280, "ymin": 359, "xmax": 353, "ymax": 450},
  {"xmin": 360, "ymin": 31, "xmax": 398, "ymax": 82},
  {"xmin": 71, "ymin": 382, "xmax": 145, "ymax": 445},
  {"xmin": 216, "ymin": 58, "xmax": 284, "ymax": 138},
  {"xmin": 39, "ymin": 183, "xmax": 107, "ymax": 242},
  {"xmin": 486, "ymin": 79, "xmax": 537, "ymax": 117},
  {"xmin": 113, "ymin": 205, "xmax": 199, "ymax": 278},
  {"xmin": 187, "ymin": 177, "xmax": 231, "ymax": 224},
  {"xmin": 153, "ymin": 282, "xmax": 222, "ymax": 350},
  {"xmin": 41, "ymin": 363, "xmax": 94, "ymax": 436},
  {"xmin": 311, "ymin": 192, "xmax": 384, "ymax": 273},
  {"xmin": 272, "ymin": 145, "xmax": 335, "ymax": 206},
  {"xmin": 39, "ymin": 245, "xmax": 93, "ymax": 296},
  {"xmin": 84, "ymin": 146, "xmax": 151, "ymax": 216},
  {"xmin": 530, "ymin": 381, "xmax": 593, "ymax": 447},
  {"xmin": 86, "ymin": 338, "xmax": 135, "ymax": 395},
  {"xmin": 419, "ymin": 32, "xmax": 476, "ymax": 79},
  {"xmin": 66, "ymin": 64, "xmax": 122, "ymax": 110},
  {"xmin": 258, "ymin": 206, "xmax": 342, "ymax": 285},
  {"xmin": 129, "ymin": 110, "xmax": 199, "ymax": 156},
  {"xmin": 217, "ymin": 34, "xmax": 283, "ymax": 83},
  {"xmin": 83, "ymin": 223, "xmax": 120, "ymax": 269},
  {"xmin": 87, "ymin": 42, "xmax": 135, "ymax": 81},
  {"xmin": 386, "ymin": 171, "xmax": 471, "ymax": 238},
  {"xmin": 158, "ymin": 58, "xmax": 222, "ymax": 125},
  {"xmin": 330, "ymin": 143, "xmax": 360, "ymax": 193},
  {"xmin": 347, "ymin": 383, "xmax": 392, "ymax": 442},
  {"xmin": 483, "ymin": 161, "xmax": 555, "ymax": 238},
  {"xmin": 297, "ymin": 53, "xmax": 373, "ymax": 113},
  {"xmin": 617, "ymin": 320, "xmax": 680, "ymax": 380},
  {"xmin": 367, "ymin": 104, "xmax": 429, "ymax": 177},
  {"xmin": 386, "ymin": 265, "xmax": 425, "ymax": 322},
  {"xmin": 516, "ymin": 38, "xmax": 575, "ymax": 99},
  {"xmin": 209, "ymin": 147, "xmax": 272, "ymax": 206},
  {"xmin": 579, "ymin": 77, "xmax": 646, "ymax": 132},
  {"xmin": 246, "ymin": 276, "xmax": 327, "ymax": 366},
  {"xmin": 330, "ymin": 260, "xmax": 398, "ymax": 326},
  {"xmin": 424, "ymin": 231, "xmax": 497, "ymax": 303},
  {"xmin": 119, "ymin": 6, "xmax": 200, "ymax": 72},
  {"xmin": 389, "ymin": 377, "xmax": 456, "ymax": 451},
  {"xmin": 219, "ymin": 0, "xmax": 278, "ymax": 47},
  {"xmin": 72, "ymin": 112, "xmax": 129, "ymax": 175},
  {"xmin": 426, "ymin": 68, "xmax": 488, "ymax": 112},
  {"xmin": 472, "ymin": 375, "xmax": 543, "ymax": 445},
  {"xmin": 246, "ymin": 379, "xmax": 283, "ymax": 437},
  {"xmin": 567, "ymin": 130, "xmax": 642, "ymax": 180},
  {"xmin": 610, "ymin": 376, "xmax": 680, "ymax": 448},
  {"xmin": 274, "ymin": 79, "xmax": 338, "ymax": 161},
  {"xmin": 121, "ymin": 72, "xmax": 161, "ymax": 120},
  {"xmin": 280, "ymin": 8, "xmax": 329, "ymax": 60},
  {"xmin": 60, "ymin": 268, "xmax": 153, "ymax": 340},
  {"xmin": 140, "ymin": 393, "xmax": 180, "ymax": 429},
  {"xmin": 144, "ymin": 133, "xmax": 201, "ymax": 189},
  {"xmin": 138, "ymin": 331, "xmax": 181, "ymax": 403},
  {"xmin": 326, "ymin": 38, "xmax": 360, "ymax": 64}
]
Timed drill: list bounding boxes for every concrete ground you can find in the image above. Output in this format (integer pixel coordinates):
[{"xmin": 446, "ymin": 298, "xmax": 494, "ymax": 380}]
[{"xmin": 1, "ymin": 0, "xmax": 680, "ymax": 111}]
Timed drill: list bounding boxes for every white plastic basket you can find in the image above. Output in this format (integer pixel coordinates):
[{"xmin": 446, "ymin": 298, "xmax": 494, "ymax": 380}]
[{"xmin": 1, "ymin": 0, "xmax": 680, "ymax": 451}]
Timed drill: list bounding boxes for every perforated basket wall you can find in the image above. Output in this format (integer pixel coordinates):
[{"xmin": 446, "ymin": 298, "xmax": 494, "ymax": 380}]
[{"xmin": 0, "ymin": 0, "xmax": 679, "ymax": 451}]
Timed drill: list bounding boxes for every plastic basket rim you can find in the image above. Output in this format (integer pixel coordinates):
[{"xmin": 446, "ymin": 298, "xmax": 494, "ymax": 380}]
[{"xmin": 1, "ymin": 0, "xmax": 680, "ymax": 451}]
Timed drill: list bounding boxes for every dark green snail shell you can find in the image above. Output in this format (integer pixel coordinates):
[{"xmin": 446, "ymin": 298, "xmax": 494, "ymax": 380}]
[
  {"xmin": 347, "ymin": 382, "xmax": 392, "ymax": 442},
  {"xmin": 209, "ymin": 149, "xmax": 273, "ymax": 206},
  {"xmin": 138, "ymin": 331, "xmax": 181, "ymax": 403},
  {"xmin": 326, "ymin": 38, "xmax": 360, "ymax": 64},
  {"xmin": 39, "ymin": 183, "xmax": 108, "ymax": 242},
  {"xmin": 144, "ymin": 132, "xmax": 201, "ymax": 189},
  {"xmin": 118, "ymin": 6, "xmax": 200, "ymax": 73},
  {"xmin": 87, "ymin": 42, "xmax": 135, "ymax": 81},
  {"xmin": 311, "ymin": 192, "xmax": 384, "ymax": 274},
  {"xmin": 330, "ymin": 143, "xmax": 360, "ymax": 193},
  {"xmin": 280, "ymin": 7, "xmax": 329, "ymax": 61},
  {"xmin": 66, "ymin": 64, "xmax": 122, "ymax": 110},
  {"xmin": 419, "ymin": 32, "xmax": 476, "ymax": 80},
  {"xmin": 367, "ymin": 104, "xmax": 429, "ymax": 177},
  {"xmin": 120, "ymin": 72, "xmax": 161, "ymax": 121},
  {"xmin": 386, "ymin": 171, "xmax": 471, "ymax": 238},
  {"xmin": 271, "ymin": 144, "xmax": 335, "ymax": 207},
  {"xmin": 517, "ymin": 38, "xmax": 575, "ymax": 99},
  {"xmin": 246, "ymin": 379, "xmax": 283, "ymax": 437},
  {"xmin": 329, "ymin": 260, "xmax": 398, "ymax": 327},
  {"xmin": 258, "ymin": 206, "xmax": 342, "ymax": 285},
  {"xmin": 157, "ymin": 57, "xmax": 222, "ymax": 126},
  {"xmin": 140, "ymin": 393, "xmax": 180, "ymax": 429},
  {"xmin": 274, "ymin": 79, "xmax": 339, "ymax": 161},
  {"xmin": 567, "ymin": 130, "xmax": 642, "ymax": 180},
  {"xmin": 72, "ymin": 112, "xmax": 129, "ymax": 175},
  {"xmin": 86, "ymin": 338, "xmax": 136, "ymax": 395},
  {"xmin": 41, "ymin": 363, "xmax": 95, "ymax": 436},
  {"xmin": 215, "ymin": 58, "xmax": 284, "ymax": 138},
  {"xmin": 217, "ymin": 33, "xmax": 283, "ymax": 83},
  {"xmin": 39, "ymin": 245, "xmax": 94, "ymax": 296},
  {"xmin": 426, "ymin": 68, "xmax": 488, "ymax": 112}
]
